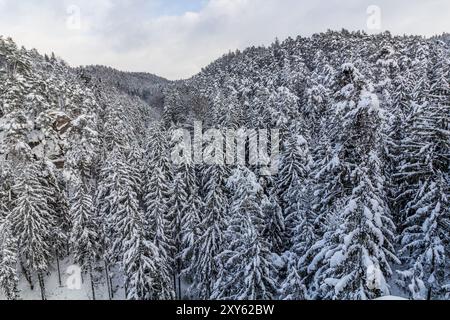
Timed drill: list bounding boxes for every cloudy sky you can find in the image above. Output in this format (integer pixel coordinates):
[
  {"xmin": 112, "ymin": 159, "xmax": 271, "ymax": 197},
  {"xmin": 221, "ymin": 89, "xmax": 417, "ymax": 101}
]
[{"xmin": 0, "ymin": 0, "xmax": 448, "ymax": 79}]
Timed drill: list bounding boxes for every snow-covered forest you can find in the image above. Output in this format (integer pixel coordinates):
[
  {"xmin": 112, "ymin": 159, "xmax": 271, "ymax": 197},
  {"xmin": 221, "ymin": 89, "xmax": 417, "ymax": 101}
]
[{"xmin": 0, "ymin": 30, "xmax": 449, "ymax": 300}]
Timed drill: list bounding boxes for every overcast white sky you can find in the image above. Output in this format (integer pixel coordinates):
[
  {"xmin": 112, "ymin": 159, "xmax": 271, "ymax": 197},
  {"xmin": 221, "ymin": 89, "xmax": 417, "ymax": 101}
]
[{"xmin": 0, "ymin": 0, "xmax": 448, "ymax": 79}]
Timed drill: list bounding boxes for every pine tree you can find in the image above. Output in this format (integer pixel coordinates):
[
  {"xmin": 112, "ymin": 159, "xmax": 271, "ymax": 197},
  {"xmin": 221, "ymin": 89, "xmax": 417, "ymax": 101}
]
[
  {"xmin": 304, "ymin": 64, "xmax": 399, "ymax": 300},
  {"xmin": 168, "ymin": 161, "xmax": 200, "ymax": 299},
  {"xmin": 106, "ymin": 148, "xmax": 139, "ymax": 263},
  {"xmin": 212, "ymin": 168, "xmax": 277, "ymax": 300},
  {"xmin": 410, "ymin": 42, "xmax": 430, "ymax": 105},
  {"xmin": 144, "ymin": 123, "xmax": 175, "ymax": 299},
  {"xmin": 188, "ymin": 163, "xmax": 228, "ymax": 299},
  {"xmin": 283, "ymin": 181, "xmax": 317, "ymax": 294},
  {"xmin": 384, "ymin": 68, "xmax": 415, "ymax": 226},
  {"xmin": 114, "ymin": 151, "xmax": 172, "ymax": 300},
  {"xmin": 11, "ymin": 163, "xmax": 55, "ymax": 300},
  {"xmin": 167, "ymin": 171, "xmax": 188, "ymax": 297},
  {"xmin": 277, "ymin": 127, "xmax": 312, "ymax": 206},
  {"xmin": 261, "ymin": 194, "xmax": 285, "ymax": 254},
  {"xmin": 94, "ymin": 146, "xmax": 125, "ymax": 299},
  {"xmin": 304, "ymin": 67, "xmax": 332, "ymax": 129},
  {"xmin": 0, "ymin": 169, "xmax": 9, "ymax": 221},
  {"xmin": 178, "ymin": 162, "xmax": 204, "ymax": 300},
  {"xmin": 122, "ymin": 213, "xmax": 168, "ymax": 300},
  {"xmin": 0, "ymin": 221, "xmax": 19, "ymax": 300},
  {"xmin": 69, "ymin": 180, "xmax": 101, "ymax": 300},
  {"xmin": 277, "ymin": 128, "xmax": 313, "ymax": 250},
  {"xmin": 38, "ymin": 159, "xmax": 69, "ymax": 286},
  {"xmin": 269, "ymin": 86, "xmax": 300, "ymax": 136},
  {"xmin": 180, "ymin": 180, "xmax": 203, "ymax": 273},
  {"xmin": 397, "ymin": 176, "xmax": 449, "ymax": 300},
  {"xmin": 394, "ymin": 48, "xmax": 450, "ymax": 299},
  {"xmin": 279, "ymin": 253, "xmax": 308, "ymax": 300},
  {"xmin": 96, "ymin": 148, "xmax": 123, "ymax": 253}
]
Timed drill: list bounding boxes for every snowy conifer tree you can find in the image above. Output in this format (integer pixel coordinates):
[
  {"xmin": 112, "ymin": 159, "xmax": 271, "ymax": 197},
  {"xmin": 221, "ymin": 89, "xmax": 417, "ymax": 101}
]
[
  {"xmin": 11, "ymin": 163, "xmax": 55, "ymax": 300},
  {"xmin": 114, "ymin": 150, "xmax": 172, "ymax": 300},
  {"xmin": 143, "ymin": 123, "xmax": 175, "ymax": 299},
  {"xmin": 261, "ymin": 194, "xmax": 285, "ymax": 255},
  {"xmin": 122, "ymin": 212, "xmax": 168, "ymax": 300},
  {"xmin": 395, "ymin": 48, "xmax": 450, "ymax": 299},
  {"xmin": 180, "ymin": 181, "xmax": 203, "ymax": 268},
  {"xmin": 397, "ymin": 175, "xmax": 449, "ymax": 300},
  {"xmin": 69, "ymin": 180, "xmax": 101, "ymax": 299},
  {"xmin": 212, "ymin": 168, "xmax": 277, "ymax": 300},
  {"xmin": 279, "ymin": 253, "xmax": 308, "ymax": 300},
  {"xmin": 280, "ymin": 129, "xmax": 313, "ymax": 239},
  {"xmin": 167, "ymin": 171, "xmax": 188, "ymax": 297},
  {"xmin": 305, "ymin": 64, "xmax": 399, "ymax": 300},
  {"xmin": 188, "ymin": 163, "xmax": 229, "ymax": 299},
  {"xmin": 0, "ymin": 221, "xmax": 19, "ymax": 300}
]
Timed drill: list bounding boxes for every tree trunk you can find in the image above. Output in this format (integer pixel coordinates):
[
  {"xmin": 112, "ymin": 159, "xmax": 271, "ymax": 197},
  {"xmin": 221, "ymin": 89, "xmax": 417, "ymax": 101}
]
[
  {"xmin": 56, "ymin": 255, "xmax": 62, "ymax": 287},
  {"xmin": 178, "ymin": 275, "xmax": 182, "ymax": 300},
  {"xmin": 173, "ymin": 273, "xmax": 177, "ymax": 299},
  {"xmin": 104, "ymin": 260, "xmax": 112, "ymax": 300},
  {"xmin": 177, "ymin": 262, "xmax": 182, "ymax": 299},
  {"xmin": 90, "ymin": 269, "xmax": 96, "ymax": 301},
  {"xmin": 21, "ymin": 261, "xmax": 34, "ymax": 290},
  {"xmin": 109, "ymin": 276, "xmax": 114, "ymax": 299},
  {"xmin": 428, "ymin": 253, "xmax": 436, "ymax": 300},
  {"xmin": 206, "ymin": 282, "xmax": 211, "ymax": 300},
  {"xmin": 38, "ymin": 273, "xmax": 46, "ymax": 301}
]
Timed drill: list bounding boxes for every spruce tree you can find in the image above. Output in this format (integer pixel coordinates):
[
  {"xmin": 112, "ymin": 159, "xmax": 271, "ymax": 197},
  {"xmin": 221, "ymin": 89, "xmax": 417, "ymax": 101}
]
[
  {"xmin": 397, "ymin": 175, "xmax": 449, "ymax": 300},
  {"xmin": 396, "ymin": 48, "xmax": 450, "ymax": 300},
  {"xmin": 11, "ymin": 163, "xmax": 55, "ymax": 300},
  {"xmin": 189, "ymin": 163, "xmax": 229, "ymax": 299},
  {"xmin": 279, "ymin": 130, "xmax": 313, "ymax": 249},
  {"xmin": 122, "ymin": 212, "xmax": 167, "ymax": 300},
  {"xmin": 115, "ymin": 151, "xmax": 172, "ymax": 300},
  {"xmin": 0, "ymin": 221, "xmax": 19, "ymax": 300},
  {"xmin": 305, "ymin": 64, "xmax": 399, "ymax": 300},
  {"xmin": 261, "ymin": 194, "xmax": 285, "ymax": 255},
  {"xmin": 279, "ymin": 253, "xmax": 308, "ymax": 300},
  {"xmin": 144, "ymin": 123, "xmax": 175, "ymax": 299},
  {"xmin": 69, "ymin": 180, "xmax": 101, "ymax": 300},
  {"xmin": 212, "ymin": 168, "xmax": 277, "ymax": 300}
]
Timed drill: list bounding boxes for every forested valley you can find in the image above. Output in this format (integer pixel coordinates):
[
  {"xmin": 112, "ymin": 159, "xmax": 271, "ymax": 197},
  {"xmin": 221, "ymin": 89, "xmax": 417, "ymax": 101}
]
[{"xmin": 0, "ymin": 30, "xmax": 449, "ymax": 300}]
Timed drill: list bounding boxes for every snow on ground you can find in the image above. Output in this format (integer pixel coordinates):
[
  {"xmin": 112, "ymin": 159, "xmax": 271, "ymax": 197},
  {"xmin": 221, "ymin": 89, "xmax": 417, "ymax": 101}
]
[
  {"xmin": 0, "ymin": 255, "xmax": 411, "ymax": 301},
  {"xmin": 374, "ymin": 296, "xmax": 409, "ymax": 300},
  {"xmin": 0, "ymin": 257, "xmax": 125, "ymax": 301}
]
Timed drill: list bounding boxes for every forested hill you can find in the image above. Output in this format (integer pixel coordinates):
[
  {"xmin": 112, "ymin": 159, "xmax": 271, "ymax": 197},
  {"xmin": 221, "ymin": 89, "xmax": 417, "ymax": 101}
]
[
  {"xmin": 162, "ymin": 30, "xmax": 450, "ymax": 300},
  {"xmin": 0, "ymin": 35, "xmax": 168, "ymax": 300},
  {"xmin": 1, "ymin": 30, "xmax": 449, "ymax": 301},
  {"xmin": 79, "ymin": 65, "xmax": 168, "ymax": 109},
  {"xmin": 435, "ymin": 32, "xmax": 450, "ymax": 46}
]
